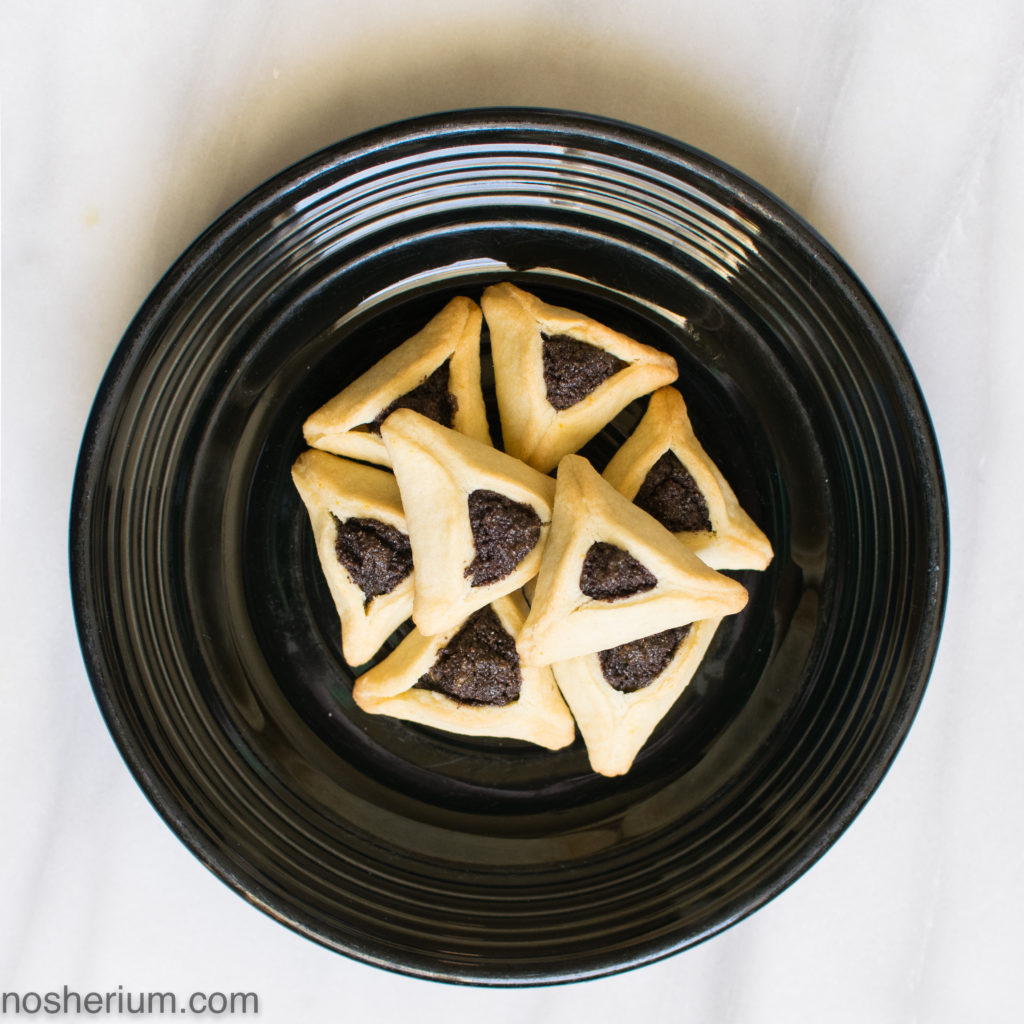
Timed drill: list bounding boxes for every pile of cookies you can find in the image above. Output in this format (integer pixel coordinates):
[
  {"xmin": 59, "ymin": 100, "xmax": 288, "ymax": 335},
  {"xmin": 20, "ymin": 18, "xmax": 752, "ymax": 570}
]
[{"xmin": 292, "ymin": 283, "xmax": 771, "ymax": 776}]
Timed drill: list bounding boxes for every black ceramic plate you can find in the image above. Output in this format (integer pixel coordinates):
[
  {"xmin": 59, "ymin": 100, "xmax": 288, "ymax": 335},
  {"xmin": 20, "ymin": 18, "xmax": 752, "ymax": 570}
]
[{"xmin": 70, "ymin": 109, "xmax": 947, "ymax": 985}]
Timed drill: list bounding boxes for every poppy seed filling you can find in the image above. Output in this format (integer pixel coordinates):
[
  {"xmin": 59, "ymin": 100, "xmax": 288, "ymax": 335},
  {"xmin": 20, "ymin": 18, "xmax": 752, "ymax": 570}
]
[
  {"xmin": 541, "ymin": 333, "xmax": 627, "ymax": 410},
  {"xmin": 634, "ymin": 450, "xmax": 712, "ymax": 533},
  {"xmin": 580, "ymin": 541, "xmax": 657, "ymax": 601},
  {"xmin": 414, "ymin": 606, "xmax": 522, "ymax": 706},
  {"xmin": 333, "ymin": 514, "xmax": 413, "ymax": 606},
  {"xmin": 598, "ymin": 625, "xmax": 691, "ymax": 692},
  {"xmin": 365, "ymin": 359, "xmax": 457, "ymax": 434},
  {"xmin": 464, "ymin": 489, "xmax": 542, "ymax": 588}
]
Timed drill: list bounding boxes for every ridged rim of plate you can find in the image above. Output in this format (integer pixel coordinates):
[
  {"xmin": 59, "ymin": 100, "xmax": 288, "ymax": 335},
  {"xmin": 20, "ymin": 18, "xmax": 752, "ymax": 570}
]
[{"xmin": 70, "ymin": 108, "xmax": 948, "ymax": 985}]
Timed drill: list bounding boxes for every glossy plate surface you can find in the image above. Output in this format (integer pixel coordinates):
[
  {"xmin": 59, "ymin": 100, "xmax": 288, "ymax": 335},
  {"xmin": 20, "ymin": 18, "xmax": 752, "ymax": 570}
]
[{"xmin": 70, "ymin": 109, "xmax": 948, "ymax": 985}]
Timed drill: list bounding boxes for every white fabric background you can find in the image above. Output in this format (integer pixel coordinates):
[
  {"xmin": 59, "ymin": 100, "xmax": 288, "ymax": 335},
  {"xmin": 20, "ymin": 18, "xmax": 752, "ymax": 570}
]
[{"xmin": 3, "ymin": 1, "xmax": 1022, "ymax": 1020}]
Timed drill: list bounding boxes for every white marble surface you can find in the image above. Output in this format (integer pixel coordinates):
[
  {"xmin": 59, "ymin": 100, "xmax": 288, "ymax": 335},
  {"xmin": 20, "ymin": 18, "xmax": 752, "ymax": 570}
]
[{"xmin": 3, "ymin": 0, "xmax": 1023, "ymax": 1020}]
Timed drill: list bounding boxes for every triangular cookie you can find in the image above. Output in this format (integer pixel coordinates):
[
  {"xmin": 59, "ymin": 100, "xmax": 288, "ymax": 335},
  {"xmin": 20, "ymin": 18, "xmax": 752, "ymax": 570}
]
[
  {"xmin": 352, "ymin": 592, "xmax": 576, "ymax": 750},
  {"xmin": 517, "ymin": 454, "xmax": 747, "ymax": 666},
  {"xmin": 480, "ymin": 283, "xmax": 678, "ymax": 472},
  {"xmin": 303, "ymin": 295, "xmax": 490, "ymax": 467},
  {"xmin": 291, "ymin": 449, "xmax": 414, "ymax": 665},
  {"xmin": 380, "ymin": 408, "xmax": 557, "ymax": 636},
  {"xmin": 603, "ymin": 387, "xmax": 773, "ymax": 570},
  {"xmin": 551, "ymin": 617, "xmax": 721, "ymax": 776}
]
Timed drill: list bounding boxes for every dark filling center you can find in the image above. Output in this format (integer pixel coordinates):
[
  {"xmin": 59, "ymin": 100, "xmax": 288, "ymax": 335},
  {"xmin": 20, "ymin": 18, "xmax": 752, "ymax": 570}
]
[
  {"xmin": 333, "ymin": 514, "xmax": 413, "ymax": 606},
  {"xmin": 464, "ymin": 489, "xmax": 542, "ymax": 588},
  {"xmin": 414, "ymin": 606, "xmax": 521, "ymax": 706},
  {"xmin": 579, "ymin": 542, "xmax": 657, "ymax": 601},
  {"xmin": 364, "ymin": 359, "xmax": 457, "ymax": 434},
  {"xmin": 633, "ymin": 450, "xmax": 712, "ymax": 533},
  {"xmin": 598, "ymin": 625, "xmax": 691, "ymax": 693},
  {"xmin": 541, "ymin": 333, "xmax": 628, "ymax": 410}
]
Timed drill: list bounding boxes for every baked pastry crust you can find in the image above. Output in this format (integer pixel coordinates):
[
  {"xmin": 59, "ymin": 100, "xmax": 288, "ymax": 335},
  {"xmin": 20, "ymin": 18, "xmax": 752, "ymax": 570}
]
[
  {"xmin": 291, "ymin": 449, "xmax": 414, "ymax": 665},
  {"xmin": 603, "ymin": 386, "xmax": 773, "ymax": 570},
  {"xmin": 517, "ymin": 454, "xmax": 748, "ymax": 666},
  {"xmin": 551, "ymin": 617, "xmax": 721, "ymax": 776},
  {"xmin": 480, "ymin": 283, "xmax": 678, "ymax": 472},
  {"xmin": 380, "ymin": 408, "xmax": 557, "ymax": 637},
  {"xmin": 303, "ymin": 295, "xmax": 490, "ymax": 467},
  {"xmin": 352, "ymin": 592, "xmax": 576, "ymax": 749}
]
